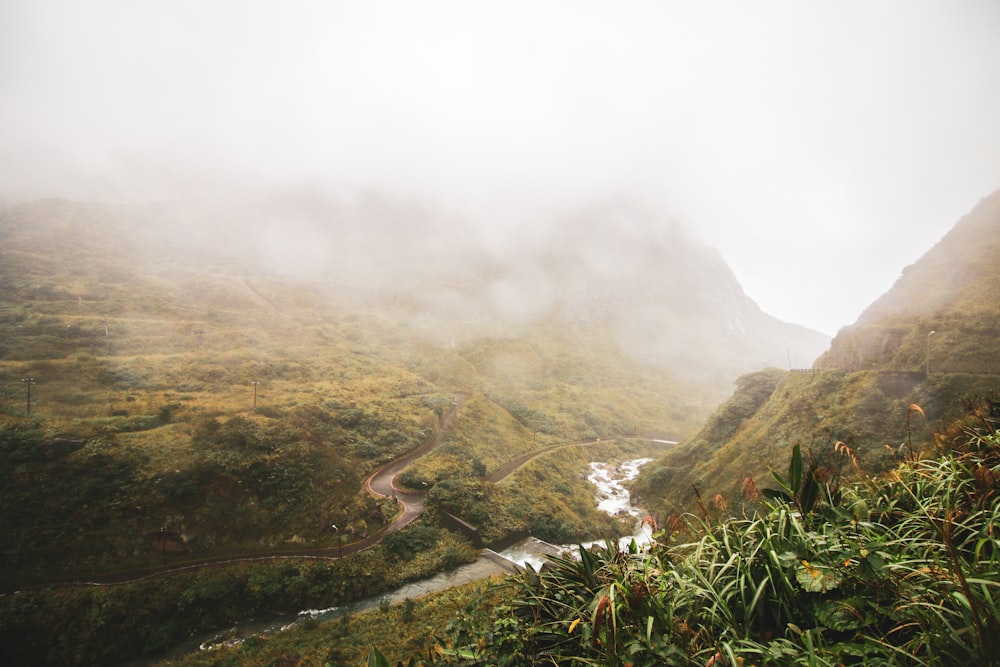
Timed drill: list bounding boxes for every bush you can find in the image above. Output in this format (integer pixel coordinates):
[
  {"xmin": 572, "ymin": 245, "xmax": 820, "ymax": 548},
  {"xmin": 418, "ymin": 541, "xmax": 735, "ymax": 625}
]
[{"xmin": 400, "ymin": 410, "xmax": 1000, "ymax": 666}]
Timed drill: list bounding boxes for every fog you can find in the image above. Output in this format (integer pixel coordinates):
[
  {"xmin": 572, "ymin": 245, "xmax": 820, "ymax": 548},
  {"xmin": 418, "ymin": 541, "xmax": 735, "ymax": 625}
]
[{"xmin": 2, "ymin": 1, "xmax": 999, "ymax": 335}]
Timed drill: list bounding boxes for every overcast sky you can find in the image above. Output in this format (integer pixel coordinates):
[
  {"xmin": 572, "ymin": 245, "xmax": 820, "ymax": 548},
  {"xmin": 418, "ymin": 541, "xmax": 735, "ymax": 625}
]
[{"xmin": 2, "ymin": 1, "xmax": 999, "ymax": 335}]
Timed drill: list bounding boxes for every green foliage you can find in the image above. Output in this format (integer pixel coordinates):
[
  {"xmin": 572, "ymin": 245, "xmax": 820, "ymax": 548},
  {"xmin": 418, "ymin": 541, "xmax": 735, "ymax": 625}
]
[
  {"xmin": 0, "ymin": 526, "xmax": 479, "ymax": 666},
  {"xmin": 762, "ymin": 443, "xmax": 836, "ymax": 514},
  {"xmin": 423, "ymin": 444, "xmax": 633, "ymax": 546},
  {"xmin": 638, "ymin": 191, "xmax": 1000, "ymax": 515},
  {"xmin": 402, "ymin": 393, "xmax": 549, "ymax": 486},
  {"xmin": 360, "ymin": 414, "xmax": 1000, "ymax": 667},
  {"xmin": 0, "ymin": 425, "xmax": 154, "ymax": 581},
  {"xmin": 383, "ymin": 525, "xmax": 437, "ymax": 561},
  {"xmin": 23, "ymin": 196, "xmax": 1000, "ymax": 665},
  {"xmin": 1, "ymin": 199, "xmax": 718, "ymax": 595},
  {"xmin": 637, "ymin": 367, "xmax": 1000, "ymax": 516}
]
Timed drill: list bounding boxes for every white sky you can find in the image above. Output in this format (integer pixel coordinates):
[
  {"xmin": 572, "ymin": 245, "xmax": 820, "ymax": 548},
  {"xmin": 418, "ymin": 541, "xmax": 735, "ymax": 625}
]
[{"xmin": 2, "ymin": 1, "xmax": 999, "ymax": 335}]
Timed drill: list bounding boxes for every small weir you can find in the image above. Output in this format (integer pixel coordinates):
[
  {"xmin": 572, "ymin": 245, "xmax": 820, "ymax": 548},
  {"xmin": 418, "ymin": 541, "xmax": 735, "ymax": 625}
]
[
  {"xmin": 498, "ymin": 457, "xmax": 655, "ymax": 569},
  {"xmin": 185, "ymin": 458, "xmax": 654, "ymax": 656}
]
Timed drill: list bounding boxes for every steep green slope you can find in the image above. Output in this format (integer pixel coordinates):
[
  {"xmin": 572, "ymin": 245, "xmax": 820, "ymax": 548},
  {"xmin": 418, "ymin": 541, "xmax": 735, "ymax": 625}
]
[
  {"xmin": 148, "ymin": 397, "xmax": 1000, "ymax": 667},
  {"xmin": 820, "ymin": 188, "xmax": 1000, "ymax": 373},
  {"xmin": 636, "ymin": 188, "xmax": 1000, "ymax": 514},
  {"xmin": 0, "ymin": 199, "xmax": 726, "ymax": 586}
]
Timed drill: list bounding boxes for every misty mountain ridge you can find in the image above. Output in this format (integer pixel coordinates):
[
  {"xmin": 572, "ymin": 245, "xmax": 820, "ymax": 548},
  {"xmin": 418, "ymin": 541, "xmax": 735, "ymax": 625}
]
[
  {"xmin": 0, "ymin": 194, "xmax": 826, "ymax": 595},
  {"xmin": 819, "ymin": 187, "xmax": 1000, "ymax": 373},
  {"xmin": 1, "ymin": 195, "xmax": 828, "ymax": 382},
  {"xmin": 636, "ymin": 187, "xmax": 1000, "ymax": 513}
]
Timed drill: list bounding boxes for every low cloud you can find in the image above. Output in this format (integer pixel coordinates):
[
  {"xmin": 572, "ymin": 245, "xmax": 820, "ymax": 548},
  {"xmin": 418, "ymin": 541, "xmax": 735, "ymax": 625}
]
[{"xmin": 2, "ymin": 1, "xmax": 999, "ymax": 334}]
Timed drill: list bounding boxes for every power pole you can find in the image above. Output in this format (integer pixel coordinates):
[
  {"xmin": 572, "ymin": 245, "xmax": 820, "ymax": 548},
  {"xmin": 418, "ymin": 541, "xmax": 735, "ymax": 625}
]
[
  {"xmin": 926, "ymin": 330, "xmax": 936, "ymax": 374},
  {"xmin": 21, "ymin": 377, "xmax": 35, "ymax": 416},
  {"xmin": 332, "ymin": 523, "xmax": 342, "ymax": 558},
  {"xmin": 251, "ymin": 380, "xmax": 259, "ymax": 408}
]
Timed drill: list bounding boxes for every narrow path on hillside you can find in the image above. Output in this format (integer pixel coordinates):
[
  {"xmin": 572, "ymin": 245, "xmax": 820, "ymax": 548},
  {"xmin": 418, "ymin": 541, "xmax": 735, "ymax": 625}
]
[
  {"xmin": 360, "ymin": 394, "xmax": 469, "ymax": 535},
  {"xmin": 7, "ymin": 399, "xmax": 643, "ymax": 592},
  {"xmin": 5, "ymin": 395, "xmax": 469, "ymax": 592},
  {"xmin": 484, "ymin": 437, "xmax": 605, "ymax": 483}
]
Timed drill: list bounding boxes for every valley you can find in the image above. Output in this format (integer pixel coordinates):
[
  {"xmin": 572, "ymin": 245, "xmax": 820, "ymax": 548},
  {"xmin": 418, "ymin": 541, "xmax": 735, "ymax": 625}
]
[
  {"xmin": 1, "ymin": 198, "xmax": 779, "ymax": 664},
  {"xmin": 3, "ymin": 192, "xmax": 999, "ymax": 666},
  {"xmin": 3, "ymin": 3, "xmax": 998, "ymax": 663}
]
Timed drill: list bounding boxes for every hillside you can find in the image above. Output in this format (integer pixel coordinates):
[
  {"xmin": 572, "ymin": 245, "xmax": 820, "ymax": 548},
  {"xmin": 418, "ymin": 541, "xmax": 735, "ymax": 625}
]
[
  {"xmin": 150, "ymin": 404, "xmax": 1000, "ymax": 666},
  {"xmin": 820, "ymin": 188, "xmax": 1000, "ymax": 373},
  {"xmin": 0, "ymin": 197, "xmax": 828, "ymax": 589},
  {"xmin": 635, "ymin": 188, "xmax": 1000, "ymax": 513}
]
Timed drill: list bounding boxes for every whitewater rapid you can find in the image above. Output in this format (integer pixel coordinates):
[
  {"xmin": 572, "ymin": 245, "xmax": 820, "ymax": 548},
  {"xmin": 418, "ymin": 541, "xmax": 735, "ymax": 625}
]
[
  {"xmin": 189, "ymin": 457, "xmax": 654, "ymax": 656},
  {"xmin": 498, "ymin": 457, "xmax": 654, "ymax": 570}
]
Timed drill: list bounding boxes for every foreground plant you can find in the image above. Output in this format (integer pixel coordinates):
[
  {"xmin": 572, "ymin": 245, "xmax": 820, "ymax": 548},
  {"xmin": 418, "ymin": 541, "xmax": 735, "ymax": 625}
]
[{"xmin": 376, "ymin": 402, "xmax": 1000, "ymax": 666}]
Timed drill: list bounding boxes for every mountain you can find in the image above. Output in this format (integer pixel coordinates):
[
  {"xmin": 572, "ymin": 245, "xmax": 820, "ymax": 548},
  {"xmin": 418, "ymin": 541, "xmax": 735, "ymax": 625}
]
[
  {"xmin": 0, "ymin": 195, "xmax": 826, "ymax": 588},
  {"xmin": 500, "ymin": 200, "xmax": 829, "ymax": 381},
  {"xmin": 635, "ymin": 188, "xmax": 1000, "ymax": 514},
  {"xmin": 819, "ymin": 188, "xmax": 1000, "ymax": 373},
  {"xmin": 0, "ymin": 194, "xmax": 829, "ymax": 392}
]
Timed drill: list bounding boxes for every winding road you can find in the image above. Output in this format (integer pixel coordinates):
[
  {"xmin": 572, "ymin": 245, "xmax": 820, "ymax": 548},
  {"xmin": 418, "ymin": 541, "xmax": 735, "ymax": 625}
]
[
  {"xmin": 7, "ymin": 395, "xmax": 644, "ymax": 592},
  {"xmin": 362, "ymin": 395, "xmax": 468, "ymax": 535}
]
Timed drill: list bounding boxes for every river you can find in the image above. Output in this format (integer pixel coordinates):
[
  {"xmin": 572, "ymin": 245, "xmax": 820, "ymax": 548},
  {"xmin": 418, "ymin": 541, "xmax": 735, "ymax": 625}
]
[
  {"xmin": 187, "ymin": 458, "xmax": 653, "ymax": 655},
  {"xmin": 497, "ymin": 457, "xmax": 654, "ymax": 569}
]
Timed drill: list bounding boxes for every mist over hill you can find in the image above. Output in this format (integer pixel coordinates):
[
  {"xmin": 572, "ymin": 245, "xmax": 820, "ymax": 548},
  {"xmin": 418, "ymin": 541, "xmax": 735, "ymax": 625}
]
[
  {"xmin": 0, "ymin": 194, "xmax": 827, "ymax": 584},
  {"xmin": 1, "ymin": 194, "xmax": 828, "ymax": 384},
  {"xmin": 636, "ymin": 187, "xmax": 1000, "ymax": 514},
  {"xmin": 819, "ymin": 188, "xmax": 1000, "ymax": 373}
]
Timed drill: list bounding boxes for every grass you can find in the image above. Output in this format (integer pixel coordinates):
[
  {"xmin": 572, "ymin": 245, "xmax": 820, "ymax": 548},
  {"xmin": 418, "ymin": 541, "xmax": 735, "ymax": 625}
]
[
  {"xmin": 636, "ymin": 367, "xmax": 1000, "ymax": 519},
  {"xmin": 0, "ymin": 526, "xmax": 482, "ymax": 666},
  {"xmin": 339, "ymin": 401, "xmax": 1000, "ymax": 667},
  {"xmin": 0, "ymin": 200, "xmax": 717, "ymax": 585},
  {"xmin": 0, "ymin": 197, "xmax": 845, "ymax": 665}
]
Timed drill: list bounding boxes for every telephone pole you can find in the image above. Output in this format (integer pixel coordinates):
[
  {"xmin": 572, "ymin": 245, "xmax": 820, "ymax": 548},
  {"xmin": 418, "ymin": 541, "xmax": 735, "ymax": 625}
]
[
  {"xmin": 926, "ymin": 330, "xmax": 936, "ymax": 374},
  {"xmin": 251, "ymin": 380, "xmax": 260, "ymax": 408},
  {"xmin": 331, "ymin": 523, "xmax": 343, "ymax": 558},
  {"xmin": 21, "ymin": 377, "xmax": 35, "ymax": 416}
]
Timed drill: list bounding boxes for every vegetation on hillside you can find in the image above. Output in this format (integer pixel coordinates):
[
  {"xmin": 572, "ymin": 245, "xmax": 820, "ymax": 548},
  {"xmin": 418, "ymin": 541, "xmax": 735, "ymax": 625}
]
[
  {"xmin": 636, "ymin": 368, "xmax": 1000, "ymax": 515},
  {"xmin": 0, "ymin": 521, "xmax": 479, "ymax": 665},
  {"xmin": 134, "ymin": 397, "xmax": 1000, "ymax": 666},
  {"xmin": 6, "ymin": 194, "xmax": 995, "ymax": 664},
  {"xmin": 0, "ymin": 199, "xmax": 723, "ymax": 664},
  {"xmin": 637, "ymin": 189, "xmax": 1000, "ymax": 519},
  {"xmin": 0, "ymin": 396, "xmax": 430, "ymax": 584},
  {"xmin": 0, "ymin": 200, "xmax": 715, "ymax": 588},
  {"xmin": 356, "ymin": 399, "xmax": 996, "ymax": 666},
  {"xmin": 819, "ymin": 189, "xmax": 1000, "ymax": 375},
  {"xmin": 424, "ymin": 441, "xmax": 646, "ymax": 546}
]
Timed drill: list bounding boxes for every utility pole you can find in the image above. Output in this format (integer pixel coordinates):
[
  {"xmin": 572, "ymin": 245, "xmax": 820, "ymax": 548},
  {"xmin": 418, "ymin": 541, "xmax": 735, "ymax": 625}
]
[
  {"xmin": 251, "ymin": 380, "xmax": 259, "ymax": 408},
  {"xmin": 926, "ymin": 330, "xmax": 936, "ymax": 374},
  {"xmin": 21, "ymin": 377, "xmax": 35, "ymax": 416},
  {"xmin": 332, "ymin": 523, "xmax": 342, "ymax": 558}
]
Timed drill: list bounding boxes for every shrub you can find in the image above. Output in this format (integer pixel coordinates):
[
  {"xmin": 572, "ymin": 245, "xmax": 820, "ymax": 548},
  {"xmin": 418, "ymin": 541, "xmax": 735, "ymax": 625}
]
[{"xmin": 395, "ymin": 408, "xmax": 1000, "ymax": 667}]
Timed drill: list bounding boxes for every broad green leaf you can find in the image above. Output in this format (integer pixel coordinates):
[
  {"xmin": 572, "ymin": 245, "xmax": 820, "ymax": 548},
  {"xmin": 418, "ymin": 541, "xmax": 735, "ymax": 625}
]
[
  {"xmin": 795, "ymin": 560, "xmax": 842, "ymax": 593},
  {"xmin": 815, "ymin": 598, "xmax": 871, "ymax": 631}
]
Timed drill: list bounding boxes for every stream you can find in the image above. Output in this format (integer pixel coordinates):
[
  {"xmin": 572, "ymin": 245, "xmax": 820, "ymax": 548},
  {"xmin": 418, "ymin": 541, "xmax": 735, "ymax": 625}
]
[
  {"xmin": 183, "ymin": 458, "xmax": 654, "ymax": 656},
  {"xmin": 497, "ymin": 458, "xmax": 654, "ymax": 569}
]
